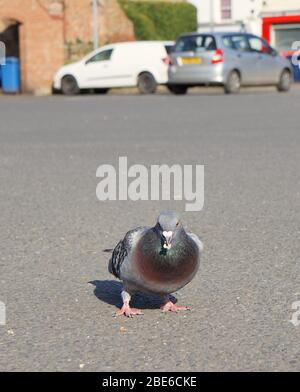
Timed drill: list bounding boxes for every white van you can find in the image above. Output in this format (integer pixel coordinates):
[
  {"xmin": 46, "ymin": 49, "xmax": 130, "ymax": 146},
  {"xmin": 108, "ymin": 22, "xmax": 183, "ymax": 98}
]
[{"xmin": 53, "ymin": 41, "xmax": 174, "ymax": 95}]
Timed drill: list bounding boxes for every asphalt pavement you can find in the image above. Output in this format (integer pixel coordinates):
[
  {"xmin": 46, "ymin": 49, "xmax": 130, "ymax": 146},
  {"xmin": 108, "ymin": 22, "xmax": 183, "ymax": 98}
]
[{"xmin": 0, "ymin": 87, "xmax": 300, "ymax": 371}]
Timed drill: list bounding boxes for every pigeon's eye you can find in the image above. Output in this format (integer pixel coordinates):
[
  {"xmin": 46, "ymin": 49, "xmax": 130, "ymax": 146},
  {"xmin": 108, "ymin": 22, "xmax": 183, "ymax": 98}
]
[{"xmin": 176, "ymin": 222, "xmax": 179, "ymax": 227}]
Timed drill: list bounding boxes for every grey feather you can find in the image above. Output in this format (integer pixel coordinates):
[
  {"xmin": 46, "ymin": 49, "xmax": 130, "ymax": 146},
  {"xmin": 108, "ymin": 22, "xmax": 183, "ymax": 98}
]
[
  {"xmin": 108, "ymin": 226, "xmax": 147, "ymax": 279},
  {"xmin": 187, "ymin": 232, "xmax": 204, "ymax": 253}
]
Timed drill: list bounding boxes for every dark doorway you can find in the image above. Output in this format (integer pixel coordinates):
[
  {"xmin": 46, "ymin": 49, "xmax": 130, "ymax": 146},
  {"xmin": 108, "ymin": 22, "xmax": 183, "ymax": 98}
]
[
  {"xmin": 0, "ymin": 21, "xmax": 21, "ymax": 92},
  {"xmin": 0, "ymin": 21, "xmax": 20, "ymax": 58}
]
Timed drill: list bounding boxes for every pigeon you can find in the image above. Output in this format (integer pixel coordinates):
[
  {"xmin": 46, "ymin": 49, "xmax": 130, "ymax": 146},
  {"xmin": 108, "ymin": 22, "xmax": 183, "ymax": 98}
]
[{"xmin": 108, "ymin": 211, "xmax": 203, "ymax": 317}]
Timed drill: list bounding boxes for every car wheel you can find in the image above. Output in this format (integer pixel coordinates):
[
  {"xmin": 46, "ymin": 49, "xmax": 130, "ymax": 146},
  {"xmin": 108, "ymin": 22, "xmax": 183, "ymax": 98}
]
[
  {"xmin": 167, "ymin": 84, "xmax": 188, "ymax": 95},
  {"xmin": 137, "ymin": 72, "xmax": 157, "ymax": 94},
  {"xmin": 224, "ymin": 70, "xmax": 241, "ymax": 94},
  {"xmin": 277, "ymin": 69, "xmax": 292, "ymax": 92},
  {"xmin": 61, "ymin": 75, "xmax": 80, "ymax": 95}
]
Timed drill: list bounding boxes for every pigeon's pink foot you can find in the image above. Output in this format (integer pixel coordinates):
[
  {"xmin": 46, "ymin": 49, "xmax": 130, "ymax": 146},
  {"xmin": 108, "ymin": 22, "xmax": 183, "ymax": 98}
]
[
  {"xmin": 160, "ymin": 300, "xmax": 191, "ymax": 313},
  {"xmin": 114, "ymin": 304, "xmax": 143, "ymax": 318}
]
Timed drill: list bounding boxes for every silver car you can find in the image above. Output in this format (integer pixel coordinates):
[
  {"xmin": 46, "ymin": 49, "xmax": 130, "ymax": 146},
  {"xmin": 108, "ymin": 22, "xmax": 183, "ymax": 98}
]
[{"xmin": 168, "ymin": 32, "xmax": 293, "ymax": 94}]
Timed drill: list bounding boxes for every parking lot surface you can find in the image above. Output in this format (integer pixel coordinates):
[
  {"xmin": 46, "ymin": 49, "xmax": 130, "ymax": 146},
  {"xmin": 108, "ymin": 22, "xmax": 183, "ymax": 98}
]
[{"xmin": 0, "ymin": 87, "xmax": 299, "ymax": 371}]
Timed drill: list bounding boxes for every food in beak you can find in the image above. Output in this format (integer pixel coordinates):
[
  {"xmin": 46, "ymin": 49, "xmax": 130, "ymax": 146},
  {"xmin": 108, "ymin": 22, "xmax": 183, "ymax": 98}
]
[{"xmin": 162, "ymin": 231, "xmax": 173, "ymax": 249}]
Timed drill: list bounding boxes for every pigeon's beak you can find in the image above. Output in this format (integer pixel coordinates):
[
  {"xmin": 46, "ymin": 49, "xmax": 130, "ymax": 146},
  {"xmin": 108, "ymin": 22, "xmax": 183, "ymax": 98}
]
[{"xmin": 162, "ymin": 231, "xmax": 173, "ymax": 249}]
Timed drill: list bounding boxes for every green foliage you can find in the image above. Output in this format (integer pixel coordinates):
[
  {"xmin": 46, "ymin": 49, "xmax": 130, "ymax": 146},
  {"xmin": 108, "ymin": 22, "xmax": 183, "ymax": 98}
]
[
  {"xmin": 132, "ymin": 12, "xmax": 158, "ymax": 40},
  {"xmin": 118, "ymin": 0, "xmax": 197, "ymax": 41}
]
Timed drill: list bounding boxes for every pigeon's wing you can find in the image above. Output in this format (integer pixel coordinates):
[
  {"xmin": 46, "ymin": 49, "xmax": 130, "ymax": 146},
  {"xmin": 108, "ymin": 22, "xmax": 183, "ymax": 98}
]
[
  {"xmin": 187, "ymin": 232, "xmax": 204, "ymax": 253},
  {"xmin": 108, "ymin": 226, "xmax": 148, "ymax": 279}
]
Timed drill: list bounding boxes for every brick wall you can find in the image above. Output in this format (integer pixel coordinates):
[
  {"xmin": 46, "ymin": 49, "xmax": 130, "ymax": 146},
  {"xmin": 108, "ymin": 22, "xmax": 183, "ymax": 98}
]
[
  {"xmin": 100, "ymin": 0, "xmax": 135, "ymax": 43},
  {"xmin": 0, "ymin": 0, "xmax": 64, "ymax": 94},
  {"xmin": 0, "ymin": 0, "xmax": 135, "ymax": 94},
  {"xmin": 64, "ymin": 0, "xmax": 135, "ymax": 62},
  {"xmin": 64, "ymin": 0, "xmax": 135, "ymax": 49}
]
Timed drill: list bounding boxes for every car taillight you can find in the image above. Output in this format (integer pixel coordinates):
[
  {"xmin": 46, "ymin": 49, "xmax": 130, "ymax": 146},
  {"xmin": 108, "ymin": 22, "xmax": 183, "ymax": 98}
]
[
  {"xmin": 162, "ymin": 56, "xmax": 173, "ymax": 65},
  {"xmin": 211, "ymin": 49, "xmax": 224, "ymax": 64}
]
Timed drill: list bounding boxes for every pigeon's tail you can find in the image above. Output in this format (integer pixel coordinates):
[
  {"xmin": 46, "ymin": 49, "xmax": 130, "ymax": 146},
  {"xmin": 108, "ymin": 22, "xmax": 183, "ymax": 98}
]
[
  {"xmin": 108, "ymin": 254, "xmax": 121, "ymax": 279},
  {"xmin": 106, "ymin": 249, "xmax": 120, "ymax": 278},
  {"xmin": 107, "ymin": 239, "xmax": 125, "ymax": 279}
]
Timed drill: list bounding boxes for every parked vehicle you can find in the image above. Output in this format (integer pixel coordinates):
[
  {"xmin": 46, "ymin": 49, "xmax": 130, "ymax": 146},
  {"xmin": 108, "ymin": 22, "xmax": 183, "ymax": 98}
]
[
  {"xmin": 168, "ymin": 32, "xmax": 293, "ymax": 94},
  {"xmin": 53, "ymin": 41, "xmax": 174, "ymax": 95}
]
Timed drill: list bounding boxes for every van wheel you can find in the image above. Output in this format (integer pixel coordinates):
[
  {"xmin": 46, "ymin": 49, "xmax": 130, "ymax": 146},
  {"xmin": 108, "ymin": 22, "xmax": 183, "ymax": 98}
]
[
  {"xmin": 224, "ymin": 71, "xmax": 241, "ymax": 94},
  {"xmin": 61, "ymin": 75, "xmax": 80, "ymax": 95},
  {"xmin": 138, "ymin": 72, "xmax": 157, "ymax": 94},
  {"xmin": 277, "ymin": 69, "xmax": 292, "ymax": 92},
  {"xmin": 167, "ymin": 84, "xmax": 188, "ymax": 95}
]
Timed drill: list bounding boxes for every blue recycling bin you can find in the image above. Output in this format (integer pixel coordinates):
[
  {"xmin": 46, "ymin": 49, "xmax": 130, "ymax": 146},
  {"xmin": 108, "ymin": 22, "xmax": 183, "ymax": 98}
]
[
  {"xmin": 0, "ymin": 65, "xmax": 2, "ymax": 88},
  {"xmin": 1, "ymin": 57, "xmax": 20, "ymax": 93}
]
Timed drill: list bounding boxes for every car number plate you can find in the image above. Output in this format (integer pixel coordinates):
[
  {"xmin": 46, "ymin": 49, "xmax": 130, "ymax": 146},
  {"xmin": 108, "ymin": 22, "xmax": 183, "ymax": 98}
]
[{"xmin": 180, "ymin": 57, "xmax": 202, "ymax": 65}]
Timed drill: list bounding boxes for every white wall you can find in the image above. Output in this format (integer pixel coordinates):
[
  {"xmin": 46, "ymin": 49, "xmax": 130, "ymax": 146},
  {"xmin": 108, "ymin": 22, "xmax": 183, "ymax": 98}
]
[
  {"xmin": 192, "ymin": 0, "xmax": 263, "ymax": 34},
  {"xmin": 262, "ymin": 0, "xmax": 300, "ymax": 13},
  {"xmin": 192, "ymin": 0, "xmax": 262, "ymax": 24},
  {"xmin": 187, "ymin": 0, "xmax": 201, "ymax": 25},
  {"xmin": 188, "ymin": 0, "xmax": 300, "ymax": 37}
]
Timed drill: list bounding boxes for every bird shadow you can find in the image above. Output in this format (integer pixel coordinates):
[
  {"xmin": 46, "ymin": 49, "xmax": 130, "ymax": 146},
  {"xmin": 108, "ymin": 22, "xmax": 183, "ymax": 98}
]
[{"xmin": 89, "ymin": 280, "xmax": 177, "ymax": 310}]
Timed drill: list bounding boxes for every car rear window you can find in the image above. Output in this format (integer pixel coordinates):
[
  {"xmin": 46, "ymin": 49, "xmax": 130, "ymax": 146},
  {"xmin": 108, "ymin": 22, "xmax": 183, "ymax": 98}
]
[
  {"xmin": 175, "ymin": 35, "xmax": 217, "ymax": 52},
  {"xmin": 222, "ymin": 35, "xmax": 249, "ymax": 51}
]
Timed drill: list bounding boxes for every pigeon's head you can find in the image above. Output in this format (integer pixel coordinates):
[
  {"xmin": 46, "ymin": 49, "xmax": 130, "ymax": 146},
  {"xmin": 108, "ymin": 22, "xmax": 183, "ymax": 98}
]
[{"xmin": 155, "ymin": 211, "xmax": 182, "ymax": 250}]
